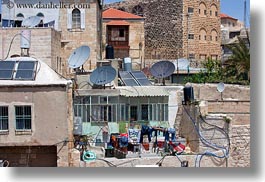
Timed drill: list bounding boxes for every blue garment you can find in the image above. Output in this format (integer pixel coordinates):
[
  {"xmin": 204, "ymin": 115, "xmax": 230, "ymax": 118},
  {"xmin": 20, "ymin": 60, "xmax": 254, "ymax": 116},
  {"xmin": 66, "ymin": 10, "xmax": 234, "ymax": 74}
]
[
  {"xmin": 140, "ymin": 125, "xmax": 152, "ymax": 143},
  {"xmin": 119, "ymin": 136, "xmax": 129, "ymax": 147},
  {"xmin": 165, "ymin": 128, "xmax": 176, "ymax": 142}
]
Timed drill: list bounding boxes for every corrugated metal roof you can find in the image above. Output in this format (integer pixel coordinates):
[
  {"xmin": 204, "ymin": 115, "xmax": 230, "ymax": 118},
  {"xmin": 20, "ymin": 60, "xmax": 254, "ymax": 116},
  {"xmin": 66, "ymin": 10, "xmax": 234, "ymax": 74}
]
[{"xmin": 117, "ymin": 86, "xmax": 169, "ymax": 97}]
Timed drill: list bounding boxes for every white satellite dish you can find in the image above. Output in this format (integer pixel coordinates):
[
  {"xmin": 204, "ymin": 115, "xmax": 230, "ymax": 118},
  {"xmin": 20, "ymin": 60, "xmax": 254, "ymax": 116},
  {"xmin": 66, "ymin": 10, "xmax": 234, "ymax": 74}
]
[
  {"xmin": 217, "ymin": 82, "xmax": 225, "ymax": 93},
  {"xmin": 22, "ymin": 16, "xmax": 41, "ymax": 28},
  {"xmin": 175, "ymin": 58, "xmax": 190, "ymax": 69},
  {"xmin": 68, "ymin": 45, "xmax": 91, "ymax": 69}
]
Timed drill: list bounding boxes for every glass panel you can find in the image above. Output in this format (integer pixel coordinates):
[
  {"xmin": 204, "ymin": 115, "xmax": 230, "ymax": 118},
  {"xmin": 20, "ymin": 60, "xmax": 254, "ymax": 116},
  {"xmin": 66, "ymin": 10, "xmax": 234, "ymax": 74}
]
[
  {"xmin": 141, "ymin": 105, "xmax": 148, "ymax": 121},
  {"xmin": 15, "ymin": 106, "xmax": 31, "ymax": 130},
  {"xmin": 0, "ymin": 61, "xmax": 15, "ymax": 79},
  {"xmin": 0, "ymin": 106, "xmax": 8, "ymax": 130}
]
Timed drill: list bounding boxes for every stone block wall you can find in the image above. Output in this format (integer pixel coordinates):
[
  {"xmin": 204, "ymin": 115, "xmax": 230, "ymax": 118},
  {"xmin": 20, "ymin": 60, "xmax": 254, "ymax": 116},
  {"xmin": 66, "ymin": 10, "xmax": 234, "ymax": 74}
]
[
  {"xmin": 105, "ymin": 0, "xmax": 221, "ymax": 67},
  {"xmin": 59, "ymin": 0, "xmax": 102, "ymax": 76},
  {"xmin": 177, "ymin": 83, "xmax": 250, "ymax": 167},
  {"xmin": 0, "ymin": 28, "xmax": 61, "ymax": 68}
]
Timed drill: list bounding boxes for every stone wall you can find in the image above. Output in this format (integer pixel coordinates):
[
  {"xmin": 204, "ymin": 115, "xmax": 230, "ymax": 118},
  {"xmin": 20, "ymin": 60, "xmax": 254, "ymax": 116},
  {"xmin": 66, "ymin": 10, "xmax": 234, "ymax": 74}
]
[
  {"xmin": 59, "ymin": 0, "xmax": 102, "ymax": 76},
  {"xmin": 0, "ymin": 28, "xmax": 61, "ymax": 68},
  {"xmin": 105, "ymin": 0, "xmax": 221, "ymax": 66},
  {"xmin": 178, "ymin": 83, "xmax": 250, "ymax": 167}
]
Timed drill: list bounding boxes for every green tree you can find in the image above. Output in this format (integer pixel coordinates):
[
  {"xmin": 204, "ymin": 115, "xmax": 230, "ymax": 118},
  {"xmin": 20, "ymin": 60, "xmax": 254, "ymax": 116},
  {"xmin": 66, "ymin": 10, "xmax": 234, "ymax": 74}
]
[{"xmin": 224, "ymin": 36, "xmax": 250, "ymax": 82}]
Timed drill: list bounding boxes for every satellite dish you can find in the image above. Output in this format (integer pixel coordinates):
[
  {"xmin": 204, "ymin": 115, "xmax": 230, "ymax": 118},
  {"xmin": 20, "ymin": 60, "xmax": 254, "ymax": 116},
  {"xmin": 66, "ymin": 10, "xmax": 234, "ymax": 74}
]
[
  {"xmin": 68, "ymin": 46, "xmax": 90, "ymax": 69},
  {"xmin": 175, "ymin": 58, "xmax": 190, "ymax": 69},
  {"xmin": 150, "ymin": 60, "xmax": 175, "ymax": 78},
  {"xmin": 217, "ymin": 82, "xmax": 225, "ymax": 93},
  {"xmin": 90, "ymin": 66, "xmax": 117, "ymax": 85},
  {"xmin": 22, "ymin": 16, "xmax": 41, "ymax": 28}
]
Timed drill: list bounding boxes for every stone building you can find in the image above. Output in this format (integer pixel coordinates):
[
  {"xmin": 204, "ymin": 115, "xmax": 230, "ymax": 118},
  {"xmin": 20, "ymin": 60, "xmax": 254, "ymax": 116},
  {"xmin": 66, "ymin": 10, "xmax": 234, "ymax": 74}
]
[
  {"xmin": 105, "ymin": 0, "xmax": 222, "ymax": 67},
  {"xmin": 102, "ymin": 8, "xmax": 145, "ymax": 68},
  {"xmin": 1, "ymin": 0, "xmax": 103, "ymax": 75},
  {"xmin": 0, "ymin": 57, "xmax": 73, "ymax": 167}
]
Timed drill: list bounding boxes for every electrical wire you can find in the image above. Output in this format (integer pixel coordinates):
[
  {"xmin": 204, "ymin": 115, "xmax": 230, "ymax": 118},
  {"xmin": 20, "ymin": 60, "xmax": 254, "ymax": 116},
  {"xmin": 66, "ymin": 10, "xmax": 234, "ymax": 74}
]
[{"xmin": 182, "ymin": 105, "xmax": 230, "ymax": 167}]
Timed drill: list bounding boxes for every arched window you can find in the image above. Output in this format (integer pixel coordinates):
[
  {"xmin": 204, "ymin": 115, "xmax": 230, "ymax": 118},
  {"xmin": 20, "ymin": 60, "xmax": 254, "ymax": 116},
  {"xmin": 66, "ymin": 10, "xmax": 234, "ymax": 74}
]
[
  {"xmin": 36, "ymin": 12, "xmax": 44, "ymax": 19},
  {"xmin": 199, "ymin": 28, "xmax": 207, "ymax": 41},
  {"xmin": 16, "ymin": 13, "xmax": 24, "ymax": 20},
  {"xmin": 72, "ymin": 8, "xmax": 81, "ymax": 29},
  {"xmin": 199, "ymin": 3, "xmax": 207, "ymax": 16},
  {"xmin": 210, "ymin": 4, "xmax": 218, "ymax": 17},
  {"xmin": 132, "ymin": 5, "xmax": 143, "ymax": 16},
  {"xmin": 211, "ymin": 29, "xmax": 218, "ymax": 42}
]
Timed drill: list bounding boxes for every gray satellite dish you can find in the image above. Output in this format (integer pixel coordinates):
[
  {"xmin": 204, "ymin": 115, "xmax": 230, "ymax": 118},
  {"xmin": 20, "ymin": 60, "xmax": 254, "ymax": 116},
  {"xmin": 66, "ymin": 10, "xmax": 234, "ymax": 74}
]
[
  {"xmin": 68, "ymin": 46, "xmax": 90, "ymax": 69},
  {"xmin": 90, "ymin": 66, "xmax": 117, "ymax": 85},
  {"xmin": 22, "ymin": 16, "xmax": 41, "ymax": 28},
  {"xmin": 150, "ymin": 60, "xmax": 175, "ymax": 79},
  {"xmin": 217, "ymin": 82, "xmax": 225, "ymax": 93}
]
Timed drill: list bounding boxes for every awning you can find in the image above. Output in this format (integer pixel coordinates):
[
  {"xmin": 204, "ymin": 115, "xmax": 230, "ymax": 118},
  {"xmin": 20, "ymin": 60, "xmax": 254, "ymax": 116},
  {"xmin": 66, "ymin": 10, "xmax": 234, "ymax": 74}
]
[{"xmin": 118, "ymin": 86, "xmax": 169, "ymax": 97}]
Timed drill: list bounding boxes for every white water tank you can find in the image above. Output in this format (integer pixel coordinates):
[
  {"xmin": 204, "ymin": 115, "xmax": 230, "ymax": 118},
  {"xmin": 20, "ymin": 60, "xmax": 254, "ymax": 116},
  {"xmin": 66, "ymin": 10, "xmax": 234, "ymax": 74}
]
[
  {"xmin": 124, "ymin": 57, "xmax": 132, "ymax": 72},
  {"xmin": 20, "ymin": 30, "xmax": 31, "ymax": 49}
]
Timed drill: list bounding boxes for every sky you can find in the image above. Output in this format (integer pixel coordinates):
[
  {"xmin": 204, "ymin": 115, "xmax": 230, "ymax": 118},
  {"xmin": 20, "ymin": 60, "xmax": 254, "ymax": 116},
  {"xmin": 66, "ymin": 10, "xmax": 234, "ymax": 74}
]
[{"xmin": 0, "ymin": 0, "xmax": 250, "ymax": 27}]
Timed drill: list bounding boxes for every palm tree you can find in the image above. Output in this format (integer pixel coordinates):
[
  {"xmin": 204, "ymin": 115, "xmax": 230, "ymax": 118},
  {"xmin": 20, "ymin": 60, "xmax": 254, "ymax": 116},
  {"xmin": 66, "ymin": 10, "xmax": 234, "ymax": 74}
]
[{"xmin": 224, "ymin": 36, "xmax": 250, "ymax": 82}]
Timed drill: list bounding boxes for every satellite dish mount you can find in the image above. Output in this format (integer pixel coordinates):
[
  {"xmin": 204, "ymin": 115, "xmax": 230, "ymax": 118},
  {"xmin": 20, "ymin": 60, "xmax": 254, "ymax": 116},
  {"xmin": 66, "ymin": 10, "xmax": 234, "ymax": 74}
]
[{"xmin": 217, "ymin": 82, "xmax": 225, "ymax": 101}]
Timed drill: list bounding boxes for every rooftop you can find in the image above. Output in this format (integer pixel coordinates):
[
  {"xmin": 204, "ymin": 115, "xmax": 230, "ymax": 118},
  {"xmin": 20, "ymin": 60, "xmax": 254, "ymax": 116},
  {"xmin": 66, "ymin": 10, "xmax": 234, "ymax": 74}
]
[
  {"xmin": 0, "ymin": 57, "xmax": 71, "ymax": 87},
  {"xmin": 103, "ymin": 8, "xmax": 144, "ymax": 20},
  {"xmin": 220, "ymin": 13, "xmax": 238, "ymax": 21}
]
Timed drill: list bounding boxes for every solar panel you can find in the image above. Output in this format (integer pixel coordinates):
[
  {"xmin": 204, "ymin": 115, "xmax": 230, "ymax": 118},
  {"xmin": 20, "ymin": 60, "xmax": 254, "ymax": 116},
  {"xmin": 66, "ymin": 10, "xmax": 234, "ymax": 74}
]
[
  {"xmin": 131, "ymin": 71, "xmax": 151, "ymax": 86},
  {"xmin": 119, "ymin": 71, "xmax": 139, "ymax": 86},
  {"xmin": 15, "ymin": 61, "xmax": 37, "ymax": 80},
  {"xmin": 0, "ymin": 61, "xmax": 16, "ymax": 79}
]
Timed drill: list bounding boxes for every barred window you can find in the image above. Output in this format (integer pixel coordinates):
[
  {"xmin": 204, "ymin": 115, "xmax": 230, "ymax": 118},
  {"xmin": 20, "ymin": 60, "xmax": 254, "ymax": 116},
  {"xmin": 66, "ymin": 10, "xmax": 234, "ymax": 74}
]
[
  {"xmin": 0, "ymin": 106, "xmax": 8, "ymax": 131},
  {"xmin": 72, "ymin": 8, "xmax": 81, "ymax": 29},
  {"xmin": 15, "ymin": 106, "xmax": 32, "ymax": 130}
]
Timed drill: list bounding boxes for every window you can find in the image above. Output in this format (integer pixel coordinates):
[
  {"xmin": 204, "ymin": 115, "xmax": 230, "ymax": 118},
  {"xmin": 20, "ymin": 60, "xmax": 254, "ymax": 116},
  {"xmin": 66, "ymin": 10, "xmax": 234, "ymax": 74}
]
[
  {"xmin": 210, "ymin": 4, "xmax": 218, "ymax": 17},
  {"xmin": 188, "ymin": 34, "xmax": 194, "ymax": 39},
  {"xmin": 200, "ymin": 54, "xmax": 207, "ymax": 60},
  {"xmin": 199, "ymin": 28, "xmax": 207, "ymax": 41},
  {"xmin": 141, "ymin": 105, "xmax": 148, "ymax": 121},
  {"xmin": 119, "ymin": 28, "xmax": 125, "ymax": 37},
  {"xmin": 15, "ymin": 106, "xmax": 32, "ymax": 130},
  {"xmin": 132, "ymin": 5, "xmax": 143, "ymax": 16},
  {"xmin": 189, "ymin": 54, "xmax": 195, "ymax": 59},
  {"xmin": 188, "ymin": 7, "xmax": 194, "ymax": 14},
  {"xmin": 130, "ymin": 106, "xmax": 138, "ymax": 121},
  {"xmin": 72, "ymin": 8, "xmax": 81, "ymax": 29},
  {"xmin": 199, "ymin": 3, "xmax": 206, "ymax": 16},
  {"xmin": 211, "ymin": 29, "xmax": 218, "ymax": 42},
  {"xmin": 211, "ymin": 55, "xmax": 218, "ymax": 60},
  {"xmin": 0, "ymin": 106, "xmax": 8, "ymax": 131}
]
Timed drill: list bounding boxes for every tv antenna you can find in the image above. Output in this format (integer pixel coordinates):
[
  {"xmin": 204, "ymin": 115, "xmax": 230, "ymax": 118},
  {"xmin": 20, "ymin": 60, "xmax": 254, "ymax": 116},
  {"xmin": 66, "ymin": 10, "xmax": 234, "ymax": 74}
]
[
  {"xmin": 217, "ymin": 82, "xmax": 225, "ymax": 100},
  {"xmin": 22, "ymin": 16, "xmax": 41, "ymax": 28},
  {"xmin": 150, "ymin": 60, "xmax": 175, "ymax": 85},
  {"xmin": 90, "ymin": 66, "xmax": 117, "ymax": 89},
  {"xmin": 68, "ymin": 45, "xmax": 90, "ymax": 72}
]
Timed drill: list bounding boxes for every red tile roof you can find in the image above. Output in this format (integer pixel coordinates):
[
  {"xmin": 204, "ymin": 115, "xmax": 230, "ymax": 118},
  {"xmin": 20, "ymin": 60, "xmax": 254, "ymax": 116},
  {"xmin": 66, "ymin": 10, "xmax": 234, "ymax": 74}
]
[
  {"xmin": 103, "ymin": 8, "xmax": 144, "ymax": 19},
  {"xmin": 220, "ymin": 13, "xmax": 238, "ymax": 20},
  {"xmin": 106, "ymin": 20, "xmax": 130, "ymax": 26}
]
